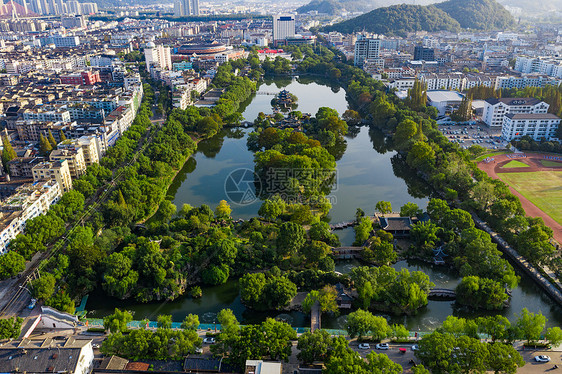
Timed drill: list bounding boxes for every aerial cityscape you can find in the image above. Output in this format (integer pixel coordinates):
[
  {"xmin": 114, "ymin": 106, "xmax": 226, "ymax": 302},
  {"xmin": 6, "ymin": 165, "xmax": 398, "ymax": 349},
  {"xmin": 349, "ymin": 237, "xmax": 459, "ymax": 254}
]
[{"xmin": 0, "ymin": 0, "xmax": 561, "ymax": 372}]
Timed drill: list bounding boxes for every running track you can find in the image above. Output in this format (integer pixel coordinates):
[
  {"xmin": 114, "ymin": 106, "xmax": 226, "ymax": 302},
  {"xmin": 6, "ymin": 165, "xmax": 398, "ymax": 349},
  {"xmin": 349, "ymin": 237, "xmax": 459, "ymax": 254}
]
[{"xmin": 477, "ymin": 153, "xmax": 562, "ymax": 244}]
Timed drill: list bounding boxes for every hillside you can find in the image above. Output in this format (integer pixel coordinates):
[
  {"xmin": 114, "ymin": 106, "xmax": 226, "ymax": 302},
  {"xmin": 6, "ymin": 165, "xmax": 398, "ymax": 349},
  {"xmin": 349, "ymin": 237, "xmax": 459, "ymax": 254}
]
[
  {"xmin": 322, "ymin": 4, "xmax": 461, "ymax": 36},
  {"xmin": 296, "ymin": 0, "xmax": 438, "ymax": 15},
  {"xmin": 435, "ymin": 0, "xmax": 514, "ymax": 30}
]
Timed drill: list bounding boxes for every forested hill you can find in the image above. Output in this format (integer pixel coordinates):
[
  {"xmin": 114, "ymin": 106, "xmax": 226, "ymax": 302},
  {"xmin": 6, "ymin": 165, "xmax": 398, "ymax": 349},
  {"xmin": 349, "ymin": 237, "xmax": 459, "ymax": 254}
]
[
  {"xmin": 435, "ymin": 0, "xmax": 515, "ymax": 30},
  {"xmin": 322, "ymin": 4, "xmax": 461, "ymax": 36},
  {"xmin": 296, "ymin": 0, "xmax": 438, "ymax": 16},
  {"xmin": 322, "ymin": 0, "xmax": 514, "ymax": 35}
]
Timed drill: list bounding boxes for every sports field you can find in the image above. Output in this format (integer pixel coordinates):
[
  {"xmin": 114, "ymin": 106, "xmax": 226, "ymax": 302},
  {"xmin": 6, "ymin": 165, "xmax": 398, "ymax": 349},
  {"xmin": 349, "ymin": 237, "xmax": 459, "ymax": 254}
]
[
  {"xmin": 501, "ymin": 160, "xmax": 529, "ymax": 168},
  {"xmin": 499, "ymin": 171, "xmax": 562, "ymax": 225},
  {"xmin": 541, "ymin": 160, "xmax": 562, "ymax": 168}
]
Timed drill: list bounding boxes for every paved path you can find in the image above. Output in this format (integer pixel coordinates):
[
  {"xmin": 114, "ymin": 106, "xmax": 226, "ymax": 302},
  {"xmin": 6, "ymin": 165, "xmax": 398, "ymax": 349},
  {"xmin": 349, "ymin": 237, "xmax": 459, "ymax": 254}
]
[
  {"xmin": 310, "ymin": 302, "xmax": 321, "ymax": 332},
  {"xmin": 472, "ymin": 214, "xmax": 562, "ymax": 306},
  {"xmin": 478, "ymin": 152, "xmax": 562, "ymax": 244}
]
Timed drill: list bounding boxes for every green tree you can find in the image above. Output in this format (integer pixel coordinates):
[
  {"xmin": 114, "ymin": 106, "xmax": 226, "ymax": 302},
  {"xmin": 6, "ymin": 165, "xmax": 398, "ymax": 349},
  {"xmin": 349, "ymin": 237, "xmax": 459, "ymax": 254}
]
[
  {"xmin": 215, "ymin": 200, "xmax": 232, "ymax": 219},
  {"xmin": 103, "ymin": 308, "xmax": 133, "ymax": 333},
  {"xmin": 546, "ymin": 326, "xmax": 562, "ymax": 346},
  {"xmin": 0, "ymin": 251, "xmax": 26, "ymax": 280},
  {"xmin": 181, "ymin": 314, "xmax": 199, "ymax": 331},
  {"xmin": 297, "ymin": 329, "xmax": 333, "ymax": 364},
  {"xmin": 375, "ymin": 201, "xmax": 392, "ymax": 215},
  {"xmin": 0, "ymin": 317, "xmax": 23, "ymax": 339},
  {"xmin": 1, "ymin": 135, "xmax": 17, "ymax": 172},
  {"xmin": 157, "ymin": 315, "xmax": 172, "ymax": 329},
  {"xmin": 486, "ymin": 343, "xmax": 525, "ymax": 374},
  {"xmin": 39, "ymin": 133, "xmax": 53, "ymax": 155},
  {"xmin": 156, "ymin": 200, "xmax": 176, "ymax": 223},
  {"xmin": 400, "ymin": 202, "xmax": 422, "ymax": 217},
  {"xmin": 59, "ymin": 130, "xmax": 67, "ymax": 142},
  {"xmin": 476, "ymin": 315, "xmax": 511, "ymax": 342},
  {"xmin": 217, "ymin": 308, "xmax": 239, "ymax": 338},
  {"xmin": 47, "ymin": 130, "xmax": 58, "ymax": 149},
  {"xmin": 515, "ymin": 308, "xmax": 546, "ymax": 344},
  {"xmin": 276, "ymin": 222, "xmax": 306, "ymax": 256},
  {"xmin": 30, "ymin": 273, "xmax": 56, "ymax": 300},
  {"xmin": 354, "ymin": 216, "xmax": 373, "ymax": 246},
  {"xmin": 302, "ymin": 286, "xmax": 338, "ymax": 314}
]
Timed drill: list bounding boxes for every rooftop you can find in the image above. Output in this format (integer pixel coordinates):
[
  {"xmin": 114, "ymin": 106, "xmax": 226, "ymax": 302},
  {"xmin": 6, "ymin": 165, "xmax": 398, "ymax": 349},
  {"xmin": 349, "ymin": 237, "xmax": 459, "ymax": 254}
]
[
  {"xmin": 485, "ymin": 97, "xmax": 543, "ymax": 106},
  {"xmin": 505, "ymin": 113, "xmax": 560, "ymax": 120},
  {"xmin": 426, "ymin": 90, "xmax": 464, "ymax": 103}
]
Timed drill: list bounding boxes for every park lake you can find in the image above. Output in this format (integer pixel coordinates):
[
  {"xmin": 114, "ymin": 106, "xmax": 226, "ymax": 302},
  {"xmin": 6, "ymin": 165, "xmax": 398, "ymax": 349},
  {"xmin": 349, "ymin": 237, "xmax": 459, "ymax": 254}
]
[{"xmin": 88, "ymin": 77, "xmax": 562, "ymax": 330}]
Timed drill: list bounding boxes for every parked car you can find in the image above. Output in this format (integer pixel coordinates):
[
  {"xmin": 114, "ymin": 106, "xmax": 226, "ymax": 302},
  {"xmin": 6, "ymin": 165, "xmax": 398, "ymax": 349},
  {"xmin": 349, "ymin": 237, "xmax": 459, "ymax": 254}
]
[
  {"xmin": 411, "ymin": 344, "xmax": 419, "ymax": 351},
  {"xmin": 28, "ymin": 298, "xmax": 37, "ymax": 309},
  {"xmin": 358, "ymin": 343, "xmax": 370, "ymax": 350},
  {"xmin": 534, "ymin": 355, "xmax": 551, "ymax": 363},
  {"xmin": 375, "ymin": 343, "xmax": 389, "ymax": 350},
  {"xmin": 203, "ymin": 337, "xmax": 216, "ymax": 344},
  {"xmin": 92, "ymin": 343, "xmax": 100, "ymax": 349},
  {"xmin": 195, "ymin": 347, "xmax": 203, "ymax": 354}
]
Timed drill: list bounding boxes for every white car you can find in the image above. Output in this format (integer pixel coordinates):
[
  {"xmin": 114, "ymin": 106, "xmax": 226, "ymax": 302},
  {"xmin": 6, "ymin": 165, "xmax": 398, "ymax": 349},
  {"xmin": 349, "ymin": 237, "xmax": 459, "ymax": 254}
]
[
  {"xmin": 203, "ymin": 337, "xmax": 215, "ymax": 344},
  {"xmin": 358, "ymin": 343, "xmax": 370, "ymax": 350},
  {"xmin": 375, "ymin": 343, "xmax": 389, "ymax": 350},
  {"xmin": 534, "ymin": 355, "xmax": 551, "ymax": 363},
  {"xmin": 411, "ymin": 344, "xmax": 419, "ymax": 351}
]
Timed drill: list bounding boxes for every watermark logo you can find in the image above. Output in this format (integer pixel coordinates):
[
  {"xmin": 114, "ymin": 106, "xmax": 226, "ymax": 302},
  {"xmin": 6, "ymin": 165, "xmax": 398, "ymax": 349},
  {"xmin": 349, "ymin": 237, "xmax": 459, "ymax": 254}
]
[{"xmin": 224, "ymin": 168, "xmax": 262, "ymax": 205}]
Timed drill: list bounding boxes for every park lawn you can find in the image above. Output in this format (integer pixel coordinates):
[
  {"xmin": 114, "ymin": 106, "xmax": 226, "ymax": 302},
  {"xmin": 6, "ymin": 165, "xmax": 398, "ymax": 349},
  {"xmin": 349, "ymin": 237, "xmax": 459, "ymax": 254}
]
[
  {"xmin": 501, "ymin": 160, "xmax": 529, "ymax": 168},
  {"xmin": 499, "ymin": 171, "xmax": 562, "ymax": 225},
  {"xmin": 541, "ymin": 160, "xmax": 562, "ymax": 168}
]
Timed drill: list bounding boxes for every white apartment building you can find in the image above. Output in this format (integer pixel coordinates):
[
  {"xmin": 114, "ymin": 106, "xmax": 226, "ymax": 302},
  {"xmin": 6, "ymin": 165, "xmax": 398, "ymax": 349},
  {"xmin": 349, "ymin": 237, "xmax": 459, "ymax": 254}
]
[
  {"xmin": 144, "ymin": 42, "xmax": 172, "ymax": 73},
  {"xmin": 514, "ymin": 56, "xmax": 562, "ymax": 78},
  {"xmin": 494, "ymin": 75, "xmax": 561, "ymax": 90},
  {"xmin": 502, "ymin": 113, "xmax": 560, "ymax": 141},
  {"xmin": 354, "ymin": 36, "xmax": 380, "ymax": 67},
  {"xmin": 272, "ymin": 15, "xmax": 295, "ymax": 43},
  {"xmin": 483, "ymin": 98, "xmax": 549, "ymax": 128},
  {"xmin": 0, "ymin": 180, "xmax": 61, "ymax": 254},
  {"xmin": 23, "ymin": 107, "xmax": 71, "ymax": 122},
  {"xmin": 420, "ymin": 73, "xmax": 463, "ymax": 91},
  {"xmin": 32, "ymin": 160, "xmax": 73, "ymax": 193},
  {"xmin": 387, "ymin": 77, "xmax": 416, "ymax": 90}
]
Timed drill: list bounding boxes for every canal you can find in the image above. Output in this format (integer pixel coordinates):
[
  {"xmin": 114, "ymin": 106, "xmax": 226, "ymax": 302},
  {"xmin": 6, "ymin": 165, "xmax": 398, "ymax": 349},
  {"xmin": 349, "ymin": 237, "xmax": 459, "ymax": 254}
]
[{"xmin": 87, "ymin": 76, "xmax": 562, "ymax": 330}]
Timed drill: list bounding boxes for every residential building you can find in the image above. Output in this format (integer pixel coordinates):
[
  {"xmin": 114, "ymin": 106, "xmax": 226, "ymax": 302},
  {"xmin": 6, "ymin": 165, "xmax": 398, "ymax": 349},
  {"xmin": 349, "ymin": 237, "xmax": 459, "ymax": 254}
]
[
  {"xmin": 32, "ymin": 160, "xmax": 73, "ymax": 193},
  {"xmin": 0, "ymin": 337, "xmax": 93, "ymax": 374},
  {"xmin": 144, "ymin": 42, "xmax": 172, "ymax": 73},
  {"xmin": 39, "ymin": 35, "xmax": 80, "ymax": 48},
  {"xmin": 502, "ymin": 113, "xmax": 560, "ymax": 141},
  {"xmin": 413, "ymin": 46, "xmax": 435, "ymax": 61},
  {"xmin": 483, "ymin": 98, "xmax": 549, "ymax": 128},
  {"xmin": 354, "ymin": 35, "xmax": 380, "ymax": 67},
  {"xmin": 272, "ymin": 15, "xmax": 295, "ymax": 44},
  {"xmin": 49, "ymin": 147, "xmax": 86, "ymax": 178},
  {"xmin": 8, "ymin": 157, "xmax": 46, "ymax": 178},
  {"xmin": 0, "ymin": 180, "xmax": 61, "ymax": 254},
  {"xmin": 494, "ymin": 75, "xmax": 561, "ymax": 90}
]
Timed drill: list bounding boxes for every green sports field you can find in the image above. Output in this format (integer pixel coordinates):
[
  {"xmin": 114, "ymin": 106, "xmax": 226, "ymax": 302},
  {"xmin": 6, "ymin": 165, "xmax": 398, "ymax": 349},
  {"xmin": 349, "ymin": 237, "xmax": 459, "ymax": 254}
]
[
  {"xmin": 541, "ymin": 160, "xmax": 562, "ymax": 168},
  {"xmin": 499, "ymin": 171, "xmax": 562, "ymax": 225},
  {"xmin": 501, "ymin": 160, "xmax": 529, "ymax": 168}
]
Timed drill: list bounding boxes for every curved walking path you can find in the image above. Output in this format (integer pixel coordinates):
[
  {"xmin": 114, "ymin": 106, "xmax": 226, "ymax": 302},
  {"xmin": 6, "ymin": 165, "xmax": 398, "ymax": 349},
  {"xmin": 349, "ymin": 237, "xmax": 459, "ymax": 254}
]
[{"xmin": 477, "ymin": 153, "xmax": 562, "ymax": 244}]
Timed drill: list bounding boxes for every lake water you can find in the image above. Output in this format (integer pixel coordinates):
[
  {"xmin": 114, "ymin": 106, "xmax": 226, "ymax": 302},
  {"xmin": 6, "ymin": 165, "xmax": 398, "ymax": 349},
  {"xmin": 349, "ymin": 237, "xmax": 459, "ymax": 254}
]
[{"xmin": 87, "ymin": 77, "xmax": 562, "ymax": 330}]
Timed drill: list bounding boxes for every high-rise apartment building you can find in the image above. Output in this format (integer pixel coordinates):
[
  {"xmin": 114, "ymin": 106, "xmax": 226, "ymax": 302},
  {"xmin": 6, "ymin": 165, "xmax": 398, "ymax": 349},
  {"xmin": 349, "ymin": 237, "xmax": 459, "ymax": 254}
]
[
  {"xmin": 174, "ymin": 0, "xmax": 199, "ymax": 16},
  {"xmin": 354, "ymin": 35, "xmax": 380, "ymax": 67},
  {"xmin": 144, "ymin": 42, "xmax": 172, "ymax": 73},
  {"xmin": 273, "ymin": 15, "xmax": 295, "ymax": 45}
]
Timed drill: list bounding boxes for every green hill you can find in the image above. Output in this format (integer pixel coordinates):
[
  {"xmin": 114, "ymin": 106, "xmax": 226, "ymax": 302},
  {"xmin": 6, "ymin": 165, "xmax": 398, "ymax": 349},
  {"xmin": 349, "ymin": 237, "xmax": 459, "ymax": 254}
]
[
  {"xmin": 322, "ymin": 4, "xmax": 461, "ymax": 36},
  {"xmin": 435, "ymin": 0, "xmax": 514, "ymax": 30},
  {"xmin": 297, "ymin": 0, "xmax": 439, "ymax": 16}
]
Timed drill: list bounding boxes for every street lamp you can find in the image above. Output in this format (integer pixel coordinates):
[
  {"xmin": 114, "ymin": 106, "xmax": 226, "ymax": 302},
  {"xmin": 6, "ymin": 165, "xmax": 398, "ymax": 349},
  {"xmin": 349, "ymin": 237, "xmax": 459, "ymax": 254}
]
[{"xmin": 19, "ymin": 285, "xmax": 31, "ymax": 295}]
